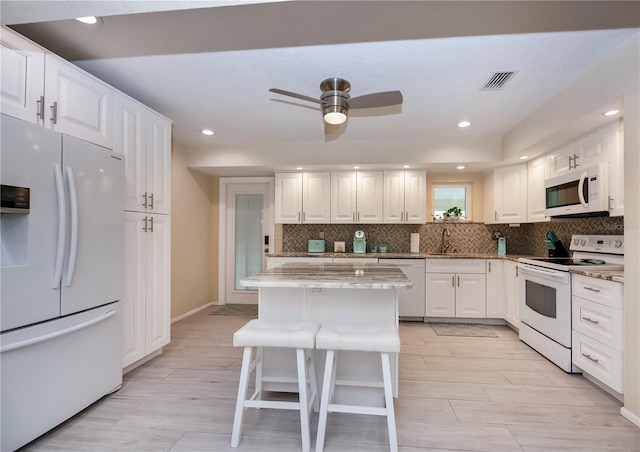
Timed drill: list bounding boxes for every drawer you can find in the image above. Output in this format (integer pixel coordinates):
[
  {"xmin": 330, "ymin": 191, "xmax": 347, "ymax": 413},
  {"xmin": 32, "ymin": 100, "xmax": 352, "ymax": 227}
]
[
  {"xmin": 425, "ymin": 258, "xmax": 485, "ymax": 274},
  {"xmin": 572, "ymin": 330, "xmax": 623, "ymax": 394},
  {"xmin": 572, "ymin": 297, "xmax": 623, "ymax": 350},
  {"xmin": 572, "ymin": 274, "xmax": 623, "ymax": 309}
]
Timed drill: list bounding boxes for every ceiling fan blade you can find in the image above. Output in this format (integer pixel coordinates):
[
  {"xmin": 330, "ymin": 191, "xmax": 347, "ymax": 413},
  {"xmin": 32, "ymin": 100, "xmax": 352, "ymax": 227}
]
[
  {"xmin": 348, "ymin": 90, "xmax": 403, "ymax": 109},
  {"xmin": 269, "ymin": 88, "xmax": 324, "ymax": 105}
]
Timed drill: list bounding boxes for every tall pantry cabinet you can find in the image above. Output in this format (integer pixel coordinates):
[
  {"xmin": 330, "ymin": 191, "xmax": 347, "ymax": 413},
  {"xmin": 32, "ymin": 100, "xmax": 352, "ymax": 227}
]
[{"xmin": 115, "ymin": 95, "xmax": 172, "ymax": 369}]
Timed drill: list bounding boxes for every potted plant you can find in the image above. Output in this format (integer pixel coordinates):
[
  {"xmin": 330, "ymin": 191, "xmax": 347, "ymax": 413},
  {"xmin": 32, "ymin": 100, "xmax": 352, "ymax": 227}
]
[{"xmin": 443, "ymin": 206, "xmax": 462, "ymax": 221}]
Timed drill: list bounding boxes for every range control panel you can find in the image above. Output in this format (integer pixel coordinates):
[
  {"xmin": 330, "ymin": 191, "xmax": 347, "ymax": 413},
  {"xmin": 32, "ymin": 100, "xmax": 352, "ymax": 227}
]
[{"xmin": 570, "ymin": 234, "xmax": 624, "ymax": 254}]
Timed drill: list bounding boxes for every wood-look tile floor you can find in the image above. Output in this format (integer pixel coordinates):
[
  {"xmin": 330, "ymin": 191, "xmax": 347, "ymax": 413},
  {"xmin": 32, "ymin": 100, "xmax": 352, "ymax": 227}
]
[{"xmin": 21, "ymin": 310, "xmax": 640, "ymax": 451}]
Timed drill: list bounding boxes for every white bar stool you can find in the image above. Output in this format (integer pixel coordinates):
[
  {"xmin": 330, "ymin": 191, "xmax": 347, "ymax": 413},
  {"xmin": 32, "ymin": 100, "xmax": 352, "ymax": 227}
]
[
  {"xmin": 315, "ymin": 323, "xmax": 401, "ymax": 452},
  {"xmin": 230, "ymin": 319, "xmax": 320, "ymax": 452}
]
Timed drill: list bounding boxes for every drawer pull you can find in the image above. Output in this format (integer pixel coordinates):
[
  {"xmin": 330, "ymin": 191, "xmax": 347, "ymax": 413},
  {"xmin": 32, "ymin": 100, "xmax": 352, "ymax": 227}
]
[
  {"xmin": 584, "ymin": 286, "xmax": 601, "ymax": 293},
  {"xmin": 582, "ymin": 316, "xmax": 599, "ymax": 325},
  {"xmin": 582, "ymin": 353, "xmax": 599, "ymax": 363}
]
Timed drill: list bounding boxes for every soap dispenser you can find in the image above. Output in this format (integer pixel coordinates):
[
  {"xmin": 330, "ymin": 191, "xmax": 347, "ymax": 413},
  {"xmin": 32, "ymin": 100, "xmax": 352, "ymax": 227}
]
[{"xmin": 498, "ymin": 237, "xmax": 507, "ymax": 256}]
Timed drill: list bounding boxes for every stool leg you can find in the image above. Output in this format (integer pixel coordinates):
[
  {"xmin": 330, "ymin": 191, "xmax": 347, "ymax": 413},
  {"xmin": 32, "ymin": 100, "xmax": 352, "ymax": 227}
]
[
  {"xmin": 296, "ymin": 348, "xmax": 311, "ymax": 452},
  {"xmin": 307, "ymin": 349, "xmax": 320, "ymax": 412},
  {"xmin": 255, "ymin": 346, "xmax": 264, "ymax": 402},
  {"xmin": 315, "ymin": 350, "xmax": 336, "ymax": 452},
  {"xmin": 381, "ymin": 352, "xmax": 398, "ymax": 452},
  {"xmin": 231, "ymin": 346, "xmax": 253, "ymax": 448}
]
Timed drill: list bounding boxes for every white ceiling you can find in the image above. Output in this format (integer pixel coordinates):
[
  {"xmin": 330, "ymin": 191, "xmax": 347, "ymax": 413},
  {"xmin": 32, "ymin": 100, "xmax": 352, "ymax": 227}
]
[{"xmin": 3, "ymin": 1, "xmax": 639, "ymax": 176}]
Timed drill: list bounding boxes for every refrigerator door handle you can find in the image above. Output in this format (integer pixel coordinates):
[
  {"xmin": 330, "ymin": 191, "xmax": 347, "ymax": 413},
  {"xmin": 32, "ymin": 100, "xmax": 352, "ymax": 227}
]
[
  {"xmin": 64, "ymin": 166, "xmax": 79, "ymax": 287},
  {"xmin": 52, "ymin": 164, "xmax": 67, "ymax": 288}
]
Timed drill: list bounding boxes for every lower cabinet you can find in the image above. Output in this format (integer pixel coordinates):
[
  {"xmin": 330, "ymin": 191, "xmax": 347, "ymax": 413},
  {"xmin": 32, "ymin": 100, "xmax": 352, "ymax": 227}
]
[
  {"xmin": 426, "ymin": 259, "xmax": 486, "ymax": 318},
  {"xmin": 123, "ymin": 211, "xmax": 171, "ymax": 369},
  {"xmin": 503, "ymin": 260, "xmax": 520, "ymax": 328},
  {"xmin": 485, "ymin": 259, "xmax": 505, "ymax": 318}
]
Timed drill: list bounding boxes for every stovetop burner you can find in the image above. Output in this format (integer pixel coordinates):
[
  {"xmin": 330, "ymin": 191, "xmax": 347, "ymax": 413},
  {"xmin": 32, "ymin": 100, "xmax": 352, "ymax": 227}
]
[{"xmin": 527, "ymin": 257, "xmax": 608, "ymax": 266}]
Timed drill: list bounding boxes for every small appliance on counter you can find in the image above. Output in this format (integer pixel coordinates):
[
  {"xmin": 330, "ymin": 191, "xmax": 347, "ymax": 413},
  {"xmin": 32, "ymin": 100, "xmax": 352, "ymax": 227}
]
[
  {"xmin": 308, "ymin": 239, "xmax": 325, "ymax": 253},
  {"xmin": 544, "ymin": 231, "xmax": 569, "ymax": 257},
  {"xmin": 353, "ymin": 230, "xmax": 366, "ymax": 254}
]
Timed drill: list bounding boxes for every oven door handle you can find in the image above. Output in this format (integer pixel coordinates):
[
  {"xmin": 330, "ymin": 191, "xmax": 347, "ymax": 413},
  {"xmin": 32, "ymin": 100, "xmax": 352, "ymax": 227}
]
[{"xmin": 518, "ymin": 264, "xmax": 568, "ymax": 280}]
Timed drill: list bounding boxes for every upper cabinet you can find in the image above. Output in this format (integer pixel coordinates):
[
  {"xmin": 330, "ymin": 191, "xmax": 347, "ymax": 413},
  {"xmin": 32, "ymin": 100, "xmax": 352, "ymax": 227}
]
[
  {"xmin": 330, "ymin": 171, "xmax": 383, "ymax": 224},
  {"xmin": 274, "ymin": 172, "xmax": 330, "ymax": 224},
  {"xmin": 1, "ymin": 28, "xmax": 114, "ymax": 148},
  {"xmin": 548, "ymin": 122, "xmax": 614, "ymax": 178},
  {"xmin": 115, "ymin": 95, "xmax": 172, "ymax": 214},
  {"xmin": 383, "ymin": 170, "xmax": 427, "ymax": 224},
  {"xmin": 484, "ymin": 164, "xmax": 528, "ymax": 224},
  {"xmin": 527, "ymin": 155, "xmax": 550, "ymax": 223}
]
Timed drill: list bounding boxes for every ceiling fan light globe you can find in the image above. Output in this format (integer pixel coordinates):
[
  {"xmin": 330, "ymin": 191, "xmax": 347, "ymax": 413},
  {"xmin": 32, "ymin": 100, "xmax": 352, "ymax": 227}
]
[{"xmin": 324, "ymin": 111, "xmax": 347, "ymax": 125}]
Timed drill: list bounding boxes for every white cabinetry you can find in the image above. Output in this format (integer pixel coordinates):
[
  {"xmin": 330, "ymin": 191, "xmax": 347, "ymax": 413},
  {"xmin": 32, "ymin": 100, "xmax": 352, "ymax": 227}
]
[
  {"xmin": 115, "ymin": 95, "xmax": 172, "ymax": 214},
  {"xmin": 1, "ymin": 28, "xmax": 114, "ymax": 148},
  {"xmin": 274, "ymin": 172, "xmax": 330, "ymax": 223},
  {"xmin": 527, "ymin": 155, "xmax": 550, "ymax": 223},
  {"xmin": 485, "ymin": 259, "xmax": 505, "ymax": 318},
  {"xmin": 608, "ymin": 120, "xmax": 624, "ymax": 217},
  {"xmin": 123, "ymin": 212, "xmax": 171, "ymax": 368},
  {"xmin": 504, "ymin": 260, "xmax": 520, "ymax": 328},
  {"xmin": 484, "ymin": 165, "xmax": 527, "ymax": 224},
  {"xmin": 425, "ymin": 259, "xmax": 486, "ymax": 318},
  {"xmin": 383, "ymin": 170, "xmax": 427, "ymax": 224},
  {"xmin": 572, "ymin": 274, "xmax": 624, "ymax": 394},
  {"xmin": 548, "ymin": 123, "xmax": 612, "ymax": 177},
  {"xmin": 331, "ymin": 171, "xmax": 383, "ymax": 224}
]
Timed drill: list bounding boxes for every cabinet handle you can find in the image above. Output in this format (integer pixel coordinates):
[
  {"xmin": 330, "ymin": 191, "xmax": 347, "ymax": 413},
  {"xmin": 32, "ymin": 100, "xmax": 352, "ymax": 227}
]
[
  {"xmin": 582, "ymin": 353, "xmax": 598, "ymax": 363},
  {"xmin": 298, "ymin": 212, "xmax": 301, "ymax": 222},
  {"xmin": 357, "ymin": 211, "xmax": 360, "ymax": 222},
  {"xmin": 457, "ymin": 276, "xmax": 460, "ymax": 287},
  {"xmin": 488, "ymin": 262, "xmax": 492, "ymax": 272},
  {"xmin": 582, "ymin": 316, "xmax": 600, "ymax": 325},
  {"xmin": 405, "ymin": 211, "xmax": 409, "ymax": 222},
  {"xmin": 494, "ymin": 211, "xmax": 498, "ymax": 221},
  {"xmin": 451, "ymin": 276, "xmax": 455, "ymax": 287},
  {"xmin": 573, "ymin": 153, "xmax": 579, "ymax": 168},
  {"xmin": 584, "ymin": 286, "xmax": 601, "ymax": 293},
  {"xmin": 608, "ymin": 196, "xmax": 613, "ymax": 211},
  {"xmin": 149, "ymin": 193, "xmax": 154, "ymax": 209},
  {"xmin": 142, "ymin": 192, "xmax": 148, "ymax": 208},
  {"xmin": 36, "ymin": 96, "xmax": 45, "ymax": 119},
  {"xmin": 303, "ymin": 211, "xmax": 306, "ymax": 222},
  {"xmin": 143, "ymin": 216, "xmax": 148, "ymax": 232},
  {"xmin": 50, "ymin": 101, "xmax": 58, "ymax": 124},
  {"xmin": 516, "ymin": 266, "xmax": 519, "ymax": 277},
  {"xmin": 568, "ymin": 155, "xmax": 574, "ymax": 170},
  {"xmin": 353, "ymin": 212, "xmax": 355, "ymax": 222},
  {"xmin": 149, "ymin": 216, "xmax": 154, "ymax": 232}
]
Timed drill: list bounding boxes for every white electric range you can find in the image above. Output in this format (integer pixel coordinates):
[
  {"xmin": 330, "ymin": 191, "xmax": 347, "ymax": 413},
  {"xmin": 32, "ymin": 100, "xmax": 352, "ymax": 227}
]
[{"xmin": 517, "ymin": 234, "xmax": 624, "ymax": 372}]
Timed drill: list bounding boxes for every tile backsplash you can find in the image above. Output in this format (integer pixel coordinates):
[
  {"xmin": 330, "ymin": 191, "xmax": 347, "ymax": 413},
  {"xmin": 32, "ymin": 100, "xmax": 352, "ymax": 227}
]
[{"xmin": 282, "ymin": 216, "xmax": 624, "ymax": 256}]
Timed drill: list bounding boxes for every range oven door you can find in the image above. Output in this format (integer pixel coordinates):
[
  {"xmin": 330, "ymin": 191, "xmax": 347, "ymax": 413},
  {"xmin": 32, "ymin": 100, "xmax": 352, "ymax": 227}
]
[{"xmin": 517, "ymin": 263, "xmax": 572, "ymax": 347}]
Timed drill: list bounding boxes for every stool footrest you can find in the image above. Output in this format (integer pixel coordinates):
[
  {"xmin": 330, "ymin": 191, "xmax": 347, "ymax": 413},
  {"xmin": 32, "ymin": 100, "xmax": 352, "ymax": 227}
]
[
  {"xmin": 327, "ymin": 403, "xmax": 388, "ymax": 416},
  {"xmin": 334, "ymin": 378, "xmax": 384, "ymax": 389},
  {"xmin": 246, "ymin": 399, "xmax": 301, "ymax": 410}
]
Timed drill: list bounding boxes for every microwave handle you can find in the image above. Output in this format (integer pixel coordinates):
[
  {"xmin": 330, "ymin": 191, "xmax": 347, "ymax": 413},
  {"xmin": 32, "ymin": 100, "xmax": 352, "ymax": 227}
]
[{"xmin": 578, "ymin": 171, "xmax": 588, "ymax": 208}]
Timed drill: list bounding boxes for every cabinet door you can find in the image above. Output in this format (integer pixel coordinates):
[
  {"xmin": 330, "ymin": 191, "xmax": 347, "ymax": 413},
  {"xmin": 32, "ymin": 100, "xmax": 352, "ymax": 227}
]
[
  {"xmin": 115, "ymin": 95, "xmax": 146, "ymax": 212},
  {"xmin": 146, "ymin": 110, "xmax": 172, "ymax": 214},
  {"xmin": 549, "ymin": 143, "xmax": 575, "ymax": 177},
  {"xmin": 455, "ymin": 273, "xmax": 486, "ymax": 318},
  {"xmin": 504, "ymin": 261, "xmax": 519, "ymax": 327},
  {"xmin": 383, "ymin": 170, "xmax": 404, "ymax": 223},
  {"xmin": 122, "ymin": 212, "xmax": 147, "ymax": 368},
  {"xmin": 494, "ymin": 165, "xmax": 527, "ymax": 223},
  {"xmin": 609, "ymin": 120, "xmax": 624, "ymax": 217},
  {"xmin": 356, "ymin": 171, "xmax": 383, "ymax": 223},
  {"xmin": 485, "ymin": 260, "xmax": 505, "ymax": 318},
  {"xmin": 145, "ymin": 214, "xmax": 171, "ymax": 353},
  {"xmin": 404, "ymin": 170, "xmax": 427, "ymax": 223},
  {"xmin": 331, "ymin": 172, "xmax": 357, "ymax": 223},
  {"xmin": 527, "ymin": 155, "xmax": 550, "ymax": 222},
  {"xmin": 275, "ymin": 173, "xmax": 302, "ymax": 223},
  {"xmin": 302, "ymin": 172, "xmax": 331, "ymax": 223},
  {"xmin": 0, "ymin": 28, "xmax": 45, "ymax": 124},
  {"xmin": 575, "ymin": 125, "xmax": 609, "ymax": 169},
  {"xmin": 426, "ymin": 273, "xmax": 456, "ymax": 317},
  {"xmin": 44, "ymin": 55, "xmax": 114, "ymax": 148}
]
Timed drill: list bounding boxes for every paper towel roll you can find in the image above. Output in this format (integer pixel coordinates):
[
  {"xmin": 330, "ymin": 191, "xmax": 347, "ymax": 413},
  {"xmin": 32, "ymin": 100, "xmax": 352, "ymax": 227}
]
[{"xmin": 410, "ymin": 233, "xmax": 420, "ymax": 254}]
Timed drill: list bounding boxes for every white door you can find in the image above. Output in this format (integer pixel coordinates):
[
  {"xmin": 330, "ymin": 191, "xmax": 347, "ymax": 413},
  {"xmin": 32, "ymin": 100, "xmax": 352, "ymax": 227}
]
[{"xmin": 225, "ymin": 183, "xmax": 271, "ymax": 304}]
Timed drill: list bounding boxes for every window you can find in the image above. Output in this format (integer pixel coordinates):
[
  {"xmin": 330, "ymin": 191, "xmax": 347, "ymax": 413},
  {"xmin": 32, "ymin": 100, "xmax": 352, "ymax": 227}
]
[{"xmin": 433, "ymin": 183, "xmax": 472, "ymax": 220}]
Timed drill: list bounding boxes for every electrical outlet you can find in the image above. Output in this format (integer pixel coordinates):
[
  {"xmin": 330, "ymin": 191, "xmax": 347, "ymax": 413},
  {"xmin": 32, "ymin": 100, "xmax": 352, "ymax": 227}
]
[
  {"xmin": 319, "ymin": 231, "xmax": 325, "ymax": 239},
  {"xmin": 308, "ymin": 288, "xmax": 325, "ymax": 296}
]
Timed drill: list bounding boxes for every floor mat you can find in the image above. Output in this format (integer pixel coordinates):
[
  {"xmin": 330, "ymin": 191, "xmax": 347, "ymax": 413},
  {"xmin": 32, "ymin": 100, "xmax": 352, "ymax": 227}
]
[
  {"xmin": 430, "ymin": 322, "xmax": 498, "ymax": 338},
  {"xmin": 209, "ymin": 304, "xmax": 258, "ymax": 316}
]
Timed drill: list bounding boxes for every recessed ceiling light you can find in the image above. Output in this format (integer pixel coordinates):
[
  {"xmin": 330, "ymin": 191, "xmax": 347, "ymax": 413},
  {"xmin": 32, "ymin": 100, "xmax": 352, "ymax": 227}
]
[
  {"xmin": 353, "ymin": 166, "xmax": 360, "ymax": 169},
  {"xmin": 403, "ymin": 165, "xmax": 410, "ymax": 169},
  {"xmin": 295, "ymin": 166, "xmax": 303, "ymax": 170},
  {"xmin": 604, "ymin": 109, "xmax": 620, "ymax": 116},
  {"xmin": 520, "ymin": 155, "xmax": 529, "ymax": 160},
  {"xmin": 201, "ymin": 129, "xmax": 215, "ymax": 136},
  {"xmin": 76, "ymin": 16, "xmax": 100, "ymax": 25},
  {"xmin": 457, "ymin": 121, "xmax": 471, "ymax": 128},
  {"xmin": 457, "ymin": 165, "xmax": 465, "ymax": 170}
]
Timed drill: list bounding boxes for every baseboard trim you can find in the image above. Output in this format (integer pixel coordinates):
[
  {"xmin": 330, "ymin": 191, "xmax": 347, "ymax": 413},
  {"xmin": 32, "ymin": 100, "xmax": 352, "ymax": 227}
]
[
  {"xmin": 621, "ymin": 407, "xmax": 640, "ymax": 428},
  {"xmin": 171, "ymin": 302, "xmax": 216, "ymax": 323}
]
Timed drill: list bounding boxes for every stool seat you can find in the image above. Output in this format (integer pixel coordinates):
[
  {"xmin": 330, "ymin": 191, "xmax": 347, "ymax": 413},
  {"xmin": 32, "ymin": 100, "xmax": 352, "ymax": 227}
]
[
  {"xmin": 315, "ymin": 323, "xmax": 400, "ymax": 353},
  {"xmin": 233, "ymin": 319, "xmax": 319, "ymax": 349}
]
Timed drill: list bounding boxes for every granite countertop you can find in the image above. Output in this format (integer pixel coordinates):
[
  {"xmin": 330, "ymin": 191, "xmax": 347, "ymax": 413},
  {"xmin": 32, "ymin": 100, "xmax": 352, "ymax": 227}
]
[
  {"xmin": 267, "ymin": 252, "xmax": 533, "ymax": 261},
  {"xmin": 240, "ymin": 262, "xmax": 413, "ymax": 289},
  {"xmin": 570, "ymin": 269, "xmax": 624, "ymax": 283}
]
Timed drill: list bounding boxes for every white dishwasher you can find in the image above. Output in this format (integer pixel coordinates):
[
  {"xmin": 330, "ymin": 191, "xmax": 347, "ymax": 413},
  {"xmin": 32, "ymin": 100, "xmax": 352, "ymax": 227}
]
[{"xmin": 379, "ymin": 259, "xmax": 426, "ymax": 320}]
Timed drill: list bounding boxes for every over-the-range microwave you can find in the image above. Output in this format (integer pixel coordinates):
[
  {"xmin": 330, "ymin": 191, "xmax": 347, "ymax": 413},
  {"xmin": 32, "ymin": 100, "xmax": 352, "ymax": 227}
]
[{"xmin": 544, "ymin": 163, "xmax": 609, "ymax": 218}]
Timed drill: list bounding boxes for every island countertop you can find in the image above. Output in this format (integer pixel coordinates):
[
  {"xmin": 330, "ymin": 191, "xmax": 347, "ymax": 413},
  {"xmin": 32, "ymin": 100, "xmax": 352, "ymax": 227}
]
[{"xmin": 240, "ymin": 262, "xmax": 412, "ymax": 289}]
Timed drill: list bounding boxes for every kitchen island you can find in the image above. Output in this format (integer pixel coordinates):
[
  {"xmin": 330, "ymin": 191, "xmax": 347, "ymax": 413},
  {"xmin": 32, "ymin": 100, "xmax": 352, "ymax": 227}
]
[{"xmin": 240, "ymin": 262, "xmax": 411, "ymax": 406}]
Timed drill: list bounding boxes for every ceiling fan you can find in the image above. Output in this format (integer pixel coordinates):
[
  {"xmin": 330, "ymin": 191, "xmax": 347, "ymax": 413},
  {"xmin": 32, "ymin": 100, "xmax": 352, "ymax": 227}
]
[{"xmin": 269, "ymin": 77, "xmax": 403, "ymax": 125}]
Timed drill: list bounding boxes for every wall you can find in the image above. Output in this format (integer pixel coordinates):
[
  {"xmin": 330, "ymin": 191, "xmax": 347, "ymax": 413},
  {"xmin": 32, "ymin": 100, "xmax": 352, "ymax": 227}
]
[{"xmin": 171, "ymin": 141, "xmax": 216, "ymax": 318}]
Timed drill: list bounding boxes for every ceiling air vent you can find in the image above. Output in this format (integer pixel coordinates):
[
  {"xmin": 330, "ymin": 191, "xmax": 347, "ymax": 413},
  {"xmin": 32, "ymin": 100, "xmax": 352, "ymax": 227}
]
[{"xmin": 481, "ymin": 71, "xmax": 518, "ymax": 91}]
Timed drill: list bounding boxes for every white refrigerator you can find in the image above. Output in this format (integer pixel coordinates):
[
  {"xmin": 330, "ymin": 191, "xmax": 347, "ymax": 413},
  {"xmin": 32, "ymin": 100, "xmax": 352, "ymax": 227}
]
[{"xmin": 0, "ymin": 114, "xmax": 124, "ymax": 451}]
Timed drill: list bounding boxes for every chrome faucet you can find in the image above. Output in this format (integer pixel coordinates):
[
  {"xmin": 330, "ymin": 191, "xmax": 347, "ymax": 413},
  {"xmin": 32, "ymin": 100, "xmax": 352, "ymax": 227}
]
[{"xmin": 441, "ymin": 227, "xmax": 451, "ymax": 254}]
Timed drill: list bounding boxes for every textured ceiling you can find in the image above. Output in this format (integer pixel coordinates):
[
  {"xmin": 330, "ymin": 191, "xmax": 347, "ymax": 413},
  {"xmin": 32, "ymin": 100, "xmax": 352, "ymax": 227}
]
[{"xmin": 5, "ymin": 1, "xmax": 639, "ymax": 176}]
